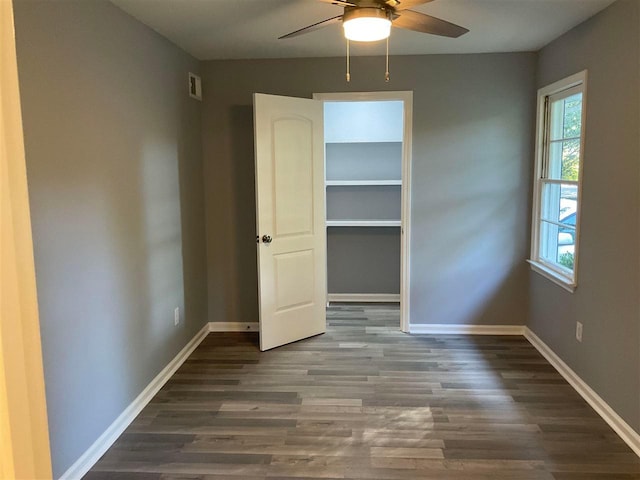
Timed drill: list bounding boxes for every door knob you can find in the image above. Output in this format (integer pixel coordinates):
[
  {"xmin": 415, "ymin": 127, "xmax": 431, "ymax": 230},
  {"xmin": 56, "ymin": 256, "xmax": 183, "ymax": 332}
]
[{"xmin": 262, "ymin": 235, "xmax": 272, "ymax": 244}]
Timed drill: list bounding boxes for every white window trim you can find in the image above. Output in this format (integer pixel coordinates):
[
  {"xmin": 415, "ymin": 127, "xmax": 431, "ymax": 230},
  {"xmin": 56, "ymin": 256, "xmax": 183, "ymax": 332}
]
[{"xmin": 529, "ymin": 70, "xmax": 588, "ymax": 292}]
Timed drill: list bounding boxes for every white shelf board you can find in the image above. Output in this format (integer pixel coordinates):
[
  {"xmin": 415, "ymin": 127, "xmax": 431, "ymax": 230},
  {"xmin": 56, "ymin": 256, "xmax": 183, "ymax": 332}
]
[
  {"xmin": 326, "ymin": 220, "xmax": 401, "ymax": 227},
  {"xmin": 326, "ymin": 180, "xmax": 402, "ymax": 187},
  {"xmin": 325, "ymin": 140, "xmax": 403, "ymax": 144}
]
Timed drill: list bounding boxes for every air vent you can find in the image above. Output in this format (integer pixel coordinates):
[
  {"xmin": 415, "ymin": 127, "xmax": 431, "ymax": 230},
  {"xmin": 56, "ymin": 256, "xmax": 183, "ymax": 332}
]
[{"xmin": 188, "ymin": 72, "xmax": 202, "ymax": 101}]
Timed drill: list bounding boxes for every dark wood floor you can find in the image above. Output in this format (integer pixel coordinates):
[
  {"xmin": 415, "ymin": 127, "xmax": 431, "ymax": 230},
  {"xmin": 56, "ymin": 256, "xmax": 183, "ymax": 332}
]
[{"xmin": 85, "ymin": 304, "xmax": 640, "ymax": 479}]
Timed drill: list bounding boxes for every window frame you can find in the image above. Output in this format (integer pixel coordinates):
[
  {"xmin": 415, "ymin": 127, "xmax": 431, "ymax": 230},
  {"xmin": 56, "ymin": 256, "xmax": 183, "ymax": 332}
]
[{"xmin": 529, "ymin": 70, "xmax": 587, "ymax": 292}]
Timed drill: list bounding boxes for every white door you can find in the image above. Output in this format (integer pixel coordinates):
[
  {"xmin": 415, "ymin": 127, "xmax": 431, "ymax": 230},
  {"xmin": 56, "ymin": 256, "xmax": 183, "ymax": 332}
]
[{"xmin": 253, "ymin": 93, "xmax": 326, "ymax": 351}]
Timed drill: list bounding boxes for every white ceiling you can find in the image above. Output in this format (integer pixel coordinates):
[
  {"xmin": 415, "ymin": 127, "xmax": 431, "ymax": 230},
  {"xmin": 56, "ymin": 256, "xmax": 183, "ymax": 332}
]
[{"xmin": 111, "ymin": 0, "xmax": 616, "ymax": 60}]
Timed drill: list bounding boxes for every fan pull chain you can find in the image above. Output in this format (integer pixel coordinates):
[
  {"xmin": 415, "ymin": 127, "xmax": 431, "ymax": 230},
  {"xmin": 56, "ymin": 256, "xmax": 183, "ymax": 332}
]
[
  {"xmin": 346, "ymin": 38, "xmax": 351, "ymax": 82},
  {"xmin": 385, "ymin": 36, "xmax": 390, "ymax": 82}
]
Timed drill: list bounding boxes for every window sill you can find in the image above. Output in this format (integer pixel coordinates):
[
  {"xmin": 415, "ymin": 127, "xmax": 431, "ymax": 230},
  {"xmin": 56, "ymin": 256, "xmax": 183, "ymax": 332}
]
[{"xmin": 527, "ymin": 259, "xmax": 576, "ymax": 293}]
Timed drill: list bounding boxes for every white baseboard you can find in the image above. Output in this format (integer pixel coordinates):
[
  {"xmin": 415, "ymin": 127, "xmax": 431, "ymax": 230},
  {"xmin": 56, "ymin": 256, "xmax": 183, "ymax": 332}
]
[
  {"xmin": 410, "ymin": 324, "xmax": 526, "ymax": 335},
  {"xmin": 327, "ymin": 293, "xmax": 401, "ymax": 303},
  {"xmin": 208, "ymin": 322, "xmax": 258, "ymax": 332},
  {"xmin": 524, "ymin": 327, "xmax": 640, "ymax": 457},
  {"xmin": 59, "ymin": 323, "xmax": 211, "ymax": 480}
]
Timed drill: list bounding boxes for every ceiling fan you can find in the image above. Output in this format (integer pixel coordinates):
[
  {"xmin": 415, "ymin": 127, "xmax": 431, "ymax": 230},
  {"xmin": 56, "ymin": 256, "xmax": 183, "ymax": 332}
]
[
  {"xmin": 279, "ymin": 0, "xmax": 469, "ymax": 42},
  {"xmin": 279, "ymin": 0, "xmax": 468, "ymax": 81}
]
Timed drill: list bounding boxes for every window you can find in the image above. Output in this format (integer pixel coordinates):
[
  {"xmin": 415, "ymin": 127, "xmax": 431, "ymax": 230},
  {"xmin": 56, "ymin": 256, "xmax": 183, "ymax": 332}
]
[{"xmin": 530, "ymin": 71, "xmax": 587, "ymax": 292}]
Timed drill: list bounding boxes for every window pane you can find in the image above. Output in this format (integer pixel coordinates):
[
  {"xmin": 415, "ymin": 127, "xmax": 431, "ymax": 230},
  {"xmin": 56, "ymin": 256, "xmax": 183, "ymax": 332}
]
[
  {"xmin": 541, "ymin": 182, "xmax": 578, "ymax": 224},
  {"xmin": 549, "ymin": 92, "xmax": 582, "ymax": 141},
  {"xmin": 548, "ymin": 139, "xmax": 580, "ymax": 180},
  {"xmin": 540, "ymin": 220, "xmax": 575, "ymax": 271},
  {"xmin": 563, "ymin": 93, "xmax": 582, "ymax": 138}
]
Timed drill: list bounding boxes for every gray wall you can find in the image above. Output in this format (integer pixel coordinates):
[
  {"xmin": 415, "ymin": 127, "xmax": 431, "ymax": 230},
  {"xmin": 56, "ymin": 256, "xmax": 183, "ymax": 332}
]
[
  {"xmin": 531, "ymin": 0, "xmax": 640, "ymax": 433},
  {"xmin": 328, "ymin": 228, "xmax": 401, "ymax": 294},
  {"xmin": 326, "ymin": 185, "xmax": 401, "ymax": 221},
  {"xmin": 201, "ymin": 53, "xmax": 536, "ymax": 326},
  {"xmin": 325, "ymin": 138, "xmax": 402, "ymax": 295},
  {"xmin": 13, "ymin": 0, "xmax": 208, "ymax": 476},
  {"xmin": 325, "ymin": 142, "xmax": 402, "ymax": 181}
]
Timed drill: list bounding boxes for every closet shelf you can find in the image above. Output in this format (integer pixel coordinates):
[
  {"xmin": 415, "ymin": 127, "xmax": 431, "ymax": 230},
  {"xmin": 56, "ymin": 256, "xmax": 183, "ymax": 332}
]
[
  {"xmin": 325, "ymin": 140, "xmax": 402, "ymax": 145},
  {"xmin": 326, "ymin": 220, "xmax": 401, "ymax": 227},
  {"xmin": 326, "ymin": 180, "xmax": 402, "ymax": 187}
]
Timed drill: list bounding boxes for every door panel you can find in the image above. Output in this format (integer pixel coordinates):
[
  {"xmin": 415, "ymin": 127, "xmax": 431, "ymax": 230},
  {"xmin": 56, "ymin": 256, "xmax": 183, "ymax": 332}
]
[
  {"xmin": 274, "ymin": 250, "xmax": 315, "ymax": 311},
  {"xmin": 273, "ymin": 117, "xmax": 314, "ymax": 237},
  {"xmin": 254, "ymin": 93, "xmax": 326, "ymax": 351}
]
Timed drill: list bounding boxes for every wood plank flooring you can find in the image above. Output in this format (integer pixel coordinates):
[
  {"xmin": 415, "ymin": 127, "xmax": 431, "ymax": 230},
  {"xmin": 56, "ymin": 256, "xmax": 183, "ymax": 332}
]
[{"xmin": 85, "ymin": 304, "xmax": 640, "ymax": 479}]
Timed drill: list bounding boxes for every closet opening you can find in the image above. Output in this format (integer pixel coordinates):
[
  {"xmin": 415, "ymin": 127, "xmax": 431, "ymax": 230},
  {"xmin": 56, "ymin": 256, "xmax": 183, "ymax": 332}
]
[{"xmin": 314, "ymin": 92, "xmax": 412, "ymax": 333}]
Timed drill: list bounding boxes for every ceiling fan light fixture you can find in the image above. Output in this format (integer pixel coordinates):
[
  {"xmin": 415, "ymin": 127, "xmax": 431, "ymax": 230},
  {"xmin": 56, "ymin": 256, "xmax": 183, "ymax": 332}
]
[{"xmin": 343, "ymin": 8, "xmax": 391, "ymax": 42}]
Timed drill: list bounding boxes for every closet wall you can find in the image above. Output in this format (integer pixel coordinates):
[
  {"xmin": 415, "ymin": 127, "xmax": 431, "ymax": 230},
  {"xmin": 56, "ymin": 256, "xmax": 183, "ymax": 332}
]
[{"xmin": 324, "ymin": 101, "xmax": 403, "ymax": 299}]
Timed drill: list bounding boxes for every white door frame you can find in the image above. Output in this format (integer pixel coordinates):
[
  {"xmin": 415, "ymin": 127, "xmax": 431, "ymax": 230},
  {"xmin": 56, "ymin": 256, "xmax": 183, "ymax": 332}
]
[{"xmin": 313, "ymin": 91, "xmax": 413, "ymax": 333}]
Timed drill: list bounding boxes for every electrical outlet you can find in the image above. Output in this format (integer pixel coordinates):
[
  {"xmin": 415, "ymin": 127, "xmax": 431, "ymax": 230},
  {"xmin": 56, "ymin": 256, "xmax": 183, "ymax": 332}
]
[
  {"xmin": 174, "ymin": 307, "xmax": 180, "ymax": 326},
  {"xmin": 576, "ymin": 321, "xmax": 583, "ymax": 342}
]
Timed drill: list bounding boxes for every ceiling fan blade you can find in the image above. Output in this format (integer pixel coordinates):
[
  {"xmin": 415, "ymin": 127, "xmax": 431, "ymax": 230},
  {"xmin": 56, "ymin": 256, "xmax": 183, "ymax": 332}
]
[
  {"xmin": 279, "ymin": 15, "xmax": 343, "ymax": 40},
  {"xmin": 316, "ymin": 0, "xmax": 357, "ymax": 6},
  {"xmin": 393, "ymin": 9, "xmax": 468, "ymax": 38},
  {"xmin": 385, "ymin": 0, "xmax": 434, "ymax": 10}
]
